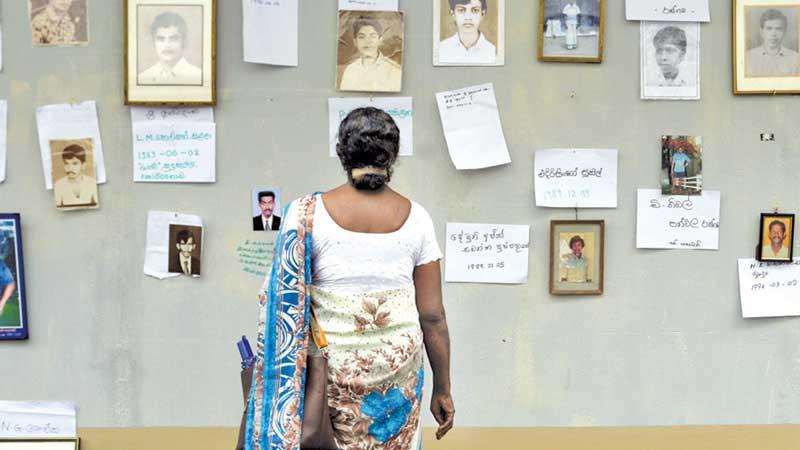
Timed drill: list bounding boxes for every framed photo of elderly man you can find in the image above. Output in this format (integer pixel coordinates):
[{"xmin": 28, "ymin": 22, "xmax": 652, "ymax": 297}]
[
  {"xmin": 734, "ymin": 1, "xmax": 800, "ymax": 94},
  {"xmin": 538, "ymin": 0, "xmax": 604, "ymax": 63},
  {"xmin": 757, "ymin": 213, "xmax": 795, "ymax": 262},
  {"xmin": 549, "ymin": 220, "xmax": 604, "ymax": 296},
  {"xmin": 124, "ymin": 0, "xmax": 216, "ymax": 105},
  {"xmin": 337, "ymin": 11, "xmax": 404, "ymax": 93}
]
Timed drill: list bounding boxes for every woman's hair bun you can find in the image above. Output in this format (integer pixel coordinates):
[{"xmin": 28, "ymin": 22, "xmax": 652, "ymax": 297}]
[{"xmin": 336, "ymin": 107, "xmax": 400, "ymax": 191}]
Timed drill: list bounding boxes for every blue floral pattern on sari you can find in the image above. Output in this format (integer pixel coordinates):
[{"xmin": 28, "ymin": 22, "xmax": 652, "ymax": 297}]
[{"xmin": 361, "ymin": 388, "xmax": 413, "ymax": 443}]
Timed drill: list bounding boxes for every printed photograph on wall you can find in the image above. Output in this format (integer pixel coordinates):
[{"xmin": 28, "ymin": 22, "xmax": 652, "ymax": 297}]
[
  {"xmin": 660, "ymin": 135, "xmax": 702, "ymax": 196},
  {"xmin": 336, "ymin": 10, "xmax": 404, "ymax": 93},
  {"xmin": 734, "ymin": 1, "xmax": 800, "ymax": 94},
  {"xmin": 550, "ymin": 220, "xmax": 604, "ymax": 295},
  {"xmin": 251, "ymin": 188, "xmax": 281, "ymax": 231},
  {"xmin": 538, "ymin": 0, "xmax": 604, "ymax": 63},
  {"xmin": 758, "ymin": 213, "xmax": 795, "ymax": 262},
  {"xmin": 50, "ymin": 138, "xmax": 99, "ymax": 210},
  {"xmin": 125, "ymin": 0, "xmax": 216, "ymax": 105},
  {"xmin": 433, "ymin": 0, "xmax": 505, "ymax": 66},
  {"xmin": 0, "ymin": 214, "xmax": 28, "ymax": 340},
  {"xmin": 29, "ymin": 0, "xmax": 89, "ymax": 46},
  {"xmin": 640, "ymin": 21, "xmax": 700, "ymax": 100},
  {"xmin": 167, "ymin": 224, "xmax": 202, "ymax": 276}
]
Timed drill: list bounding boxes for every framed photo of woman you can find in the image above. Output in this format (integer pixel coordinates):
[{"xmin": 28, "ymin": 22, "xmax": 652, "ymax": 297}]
[
  {"xmin": 538, "ymin": 0, "xmax": 604, "ymax": 63},
  {"xmin": 550, "ymin": 220, "xmax": 604, "ymax": 295},
  {"xmin": 0, "ymin": 214, "xmax": 28, "ymax": 340},
  {"xmin": 124, "ymin": 0, "xmax": 216, "ymax": 105}
]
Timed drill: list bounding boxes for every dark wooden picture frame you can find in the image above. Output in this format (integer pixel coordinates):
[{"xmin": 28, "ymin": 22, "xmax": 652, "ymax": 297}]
[
  {"xmin": 550, "ymin": 220, "xmax": 605, "ymax": 295},
  {"xmin": 538, "ymin": 0, "xmax": 605, "ymax": 63},
  {"xmin": 757, "ymin": 213, "xmax": 795, "ymax": 262}
]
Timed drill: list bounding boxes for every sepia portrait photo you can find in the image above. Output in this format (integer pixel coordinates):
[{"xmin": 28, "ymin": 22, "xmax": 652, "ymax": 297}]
[
  {"xmin": 50, "ymin": 138, "xmax": 99, "ymax": 210},
  {"xmin": 167, "ymin": 224, "xmax": 202, "ymax": 277},
  {"xmin": 433, "ymin": 0, "xmax": 505, "ymax": 66},
  {"xmin": 538, "ymin": 0, "xmax": 604, "ymax": 62},
  {"xmin": 661, "ymin": 135, "xmax": 702, "ymax": 196},
  {"xmin": 251, "ymin": 188, "xmax": 281, "ymax": 231},
  {"xmin": 0, "ymin": 214, "xmax": 28, "ymax": 340},
  {"xmin": 29, "ymin": 0, "xmax": 89, "ymax": 46},
  {"xmin": 337, "ymin": 10, "xmax": 404, "ymax": 93},
  {"xmin": 550, "ymin": 220, "xmax": 604, "ymax": 295},
  {"xmin": 641, "ymin": 21, "xmax": 700, "ymax": 100},
  {"xmin": 758, "ymin": 213, "xmax": 794, "ymax": 262},
  {"xmin": 125, "ymin": 0, "xmax": 216, "ymax": 105},
  {"xmin": 734, "ymin": 1, "xmax": 800, "ymax": 94}
]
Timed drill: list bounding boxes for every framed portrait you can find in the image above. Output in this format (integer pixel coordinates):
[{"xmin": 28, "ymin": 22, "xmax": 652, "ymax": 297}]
[
  {"xmin": 50, "ymin": 138, "xmax": 99, "ymax": 211},
  {"xmin": 167, "ymin": 223, "xmax": 202, "ymax": 277},
  {"xmin": 538, "ymin": 0, "xmax": 604, "ymax": 63},
  {"xmin": 0, "ymin": 438, "xmax": 79, "ymax": 450},
  {"xmin": 337, "ymin": 10, "xmax": 404, "ymax": 93},
  {"xmin": 29, "ymin": 0, "xmax": 89, "ymax": 47},
  {"xmin": 549, "ymin": 220, "xmax": 604, "ymax": 296},
  {"xmin": 734, "ymin": 0, "xmax": 800, "ymax": 94},
  {"xmin": 124, "ymin": 0, "xmax": 216, "ymax": 105},
  {"xmin": 660, "ymin": 135, "xmax": 702, "ymax": 196},
  {"xmin": 433, "ymin": 0, "xmax": 505, "ymax": 66},
  {"xmin": 641, "ymin": 21, "xmax": 701, "ymax": 100},
  {"xmin": 251, "ymin": 188, "xmax": 282, "ymax": 232},
  {"xmin": 758, "ymin": 213, "xmax": 795, "ymax": 262},
  {"xmin": 0, "ymin": 214, "xmax": 28, "ymax": 340}
]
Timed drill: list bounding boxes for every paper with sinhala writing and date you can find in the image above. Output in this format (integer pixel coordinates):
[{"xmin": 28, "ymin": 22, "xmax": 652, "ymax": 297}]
[
  {"xmin": 738, "ymin": 258, "xmax": 800, "ymax": 318},
  {"xmin": 636, "ymin": 189, "xmax": 720, "ymax": 250},
  {"xmin": 328, "ymin": 97, "xmax": 412, "ymax": 157},
  {"xmin": 625, "ymin": 0, "xmax": 710, "ymax": 22},
  {"xmin": 534, "ymin": 149, "xmax": 618, "ymax": 208},
  {"xmin": 445, "ymin": 223, "xmax": 530, "ymax": 284},
  {"xmin": 0, "ymin": 101, "xmax": 7, "ymax": 183},
  {"xmin": 144, "ymin": 210, "xmax": 203, "ymax": 280},
  {"xmin": 36, "ymin": 101, "xmax": 107, "ymax": 189},
  {"xmin": 0, "ymin": 401, "xmax": 76, "ymax": 438},
  {"xmin": 338, "ymin": 0, "xmax": 398, "ymax": 11},
  {"xmin": 131, "ymin": 107, "xmax": 216, "ymax": 183},
  {"xmin": 242, "ymin": 0, "xmax": 298, "ymax": 66},
  {"xmin": 435, "ymin": 83, "xmax": 511, "ymax": 170}
]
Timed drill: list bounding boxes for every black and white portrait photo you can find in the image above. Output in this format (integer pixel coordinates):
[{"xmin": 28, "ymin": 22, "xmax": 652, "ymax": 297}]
[
  {"xmin": 640, "ymin": 22, "xmax": 700, "ymax": 100},
  {"xmin": 745, "ymin": 6, "xmax": 799, "ymax": 77},
  {"xmin": 336, "ymin": 11, "xmax": 404, "ymax": 93},
  {"xmin": 433, "ymin": 0, "xmax": 505, "ymax": 66}
]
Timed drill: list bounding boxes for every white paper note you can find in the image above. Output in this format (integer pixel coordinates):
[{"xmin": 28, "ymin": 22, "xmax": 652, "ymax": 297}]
[
  {"xmin": 338, "ymin": 0, "xmax": 398, "ymax": 11},
  {"xmin": 0, "ymin": 101, "xmax": 7, "ymax": 183},
  {"xmin": 144, "ymin": 211, "xmax": 203, "ymax": 280},
  {"xmin": 328, "ymin": 97, "xmax": 413, "ymax": 157},
  {"xmin": 36, "ymin": 101, "xmax": 107, "ymax": 189},
  {"xmin": 445, "ymin": 223, "xmax": 530, "ymax": 284},
  {"xmin": 0, "ymin": 401, "xmax": 76, "ymax": 438},
  {"xmin": 243, "ymin": 0, "xmax": 299, "ymax": 66},
  {"xmin": 739, "ymin": 258, "xmax": 800, "ymax": 318},
  {"xmin": 626, "ymin": 0, "xmax": 710, "ymax": 22},
  {"xmin": 636, "ymin": 189, "xmax": 720, "ymax": 250},
  {"xmin": 131, "ymin": 107, "xmax": 216, "ymax": 183},
  {"xmin": 534, "ymin": 149, "xmax": 618, "ymax": 208},
  {"xmin": 435, "ymin": 83, "xmax": 511, "ymax": 170}
]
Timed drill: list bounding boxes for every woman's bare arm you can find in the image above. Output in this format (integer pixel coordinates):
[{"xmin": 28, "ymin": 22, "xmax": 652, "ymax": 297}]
[{"xmin": 414, "ymin": 261, "xmax": 454, "ymax": 440}]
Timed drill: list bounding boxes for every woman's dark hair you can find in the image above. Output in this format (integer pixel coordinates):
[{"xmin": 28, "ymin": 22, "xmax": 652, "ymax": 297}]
[{"xmin": 336, "ymin": 107, "xmax": 400, "ymax": 191}]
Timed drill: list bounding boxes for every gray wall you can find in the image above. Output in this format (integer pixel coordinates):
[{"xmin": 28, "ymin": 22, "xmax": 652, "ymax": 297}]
[{"xmin": 1, "ymin": 0, "xmax": 800, "ymax": 428}]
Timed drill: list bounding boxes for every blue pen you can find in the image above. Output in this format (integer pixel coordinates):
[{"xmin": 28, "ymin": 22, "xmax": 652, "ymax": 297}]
[{"xmin": 237, "ymin": 335, "xmax": 255, "ymax": 369}]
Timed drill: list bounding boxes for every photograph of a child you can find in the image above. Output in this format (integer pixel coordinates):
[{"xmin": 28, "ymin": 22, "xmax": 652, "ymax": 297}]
[
  {"xmin": 434, "ymin": 0, "xmax": 504, "ymax": 66},
  {"xmin": 336, "ymin": 11, "xmax": 404, "ymax": 93},
  {"xmin": 641, "ymin": 21, "xmax": 700, "ymax": 100},
  {"xmin": 661, "ymin": 135, "xmax": 702, "ymax": 196}
]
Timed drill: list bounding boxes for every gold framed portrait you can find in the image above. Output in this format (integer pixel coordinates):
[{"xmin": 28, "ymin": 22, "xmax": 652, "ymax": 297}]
[
  {"xmin": 757, "ymin": 213, "xmax": 795, "ymax": 262},
  {"xmin": 538, "ymin": 0, "xmax": 605, "ymax": 63},
  {"xmin": 124, "ymin": 0, "xmax": 216, "ymax": 105},
  {"xmin": 733, "ymin": 0, "xmax": 800, "ymax": 94},
  {"xmin": 549, "ymin": 220, "xmax": 605, "ymax": 295}
]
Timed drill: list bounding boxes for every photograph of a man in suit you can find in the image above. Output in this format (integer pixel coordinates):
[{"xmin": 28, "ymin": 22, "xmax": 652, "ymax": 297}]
[
  {"xmin": 168, "ymin": 228, "xmax": 201, "ymax": 276},
  {"xmin": 253, "ymin": 190, "xmax": 281, "ymax": 231}
]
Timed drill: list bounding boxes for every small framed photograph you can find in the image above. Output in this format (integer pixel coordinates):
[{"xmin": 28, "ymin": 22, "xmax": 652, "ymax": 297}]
[
  {"xmin": 124, "ymin": 0, "xmax": 216, "ymax": 105},
  {"xmin": 538, "ymin": 0, "xmax": 604, "ymax": 63},
  {"xmin": 660, "ymin": 135, "xmax": 702, "ymax": 196},
  {"xmin": 167, "ymin": 224, "xmax": 202, "ymax": 276},
  {"xmin": 758, "ymin": 213, "xmax": 794, "ymax": 262},
  {"xmin": 549, "ymin": 220, "xmax": 604, "ymax": 296},
  {"xmin": 0, "ymin": 214, "xmax": 28, "ymax": 340},
  {"xmin": 641, "ymin": 21, "xmax": 701, "ymax": 100},
  {"xmin": 734, "ymin": 1, "xmax": 800, "ymax": 94},
  {"xmin": 0, "ymin": 438, "xmax": 79, "ymax": 449},
  {"xmin": 337, "ymin": 10, "xmax": 404, "ymax": 92},
  {"xmin": 433, "ymin": 0, "xmax": 505, "ymax": 66},
  {"xmin": 29, "ymin": 0, "xmax": 89, "ymax": 47},
  {"xmin": 251, "ymin": 188, "xmax": 282, "ymax": 231}
]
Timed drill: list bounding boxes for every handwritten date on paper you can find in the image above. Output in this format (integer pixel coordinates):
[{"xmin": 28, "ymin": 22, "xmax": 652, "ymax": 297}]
[
  {"xmin": 237, "ymin": 240, "xmax": 274, "ymax": 278},
  {"xmin": 445, "ymin": 224, "xmax": 530, "ymax": 284},
  {"xmin": 738, "ymin": 258, "xmax": 800, "ymax": 318},
  {"xmin": 133, "ymin": 123, "xmax": 215, "ymax": 182},
  {"xmin": 534, "ymin": 149, "xmax": 618, "ymax": 208}
]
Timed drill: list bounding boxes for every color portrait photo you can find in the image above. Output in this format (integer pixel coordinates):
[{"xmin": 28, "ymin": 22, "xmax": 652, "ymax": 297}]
[
  {"xmin": 660, "ymin": 135, "xmax": 702, "ymax": 196},
  {"xmin": 758, "ymin": 214, "xmax": 794, "ymax": 262}
]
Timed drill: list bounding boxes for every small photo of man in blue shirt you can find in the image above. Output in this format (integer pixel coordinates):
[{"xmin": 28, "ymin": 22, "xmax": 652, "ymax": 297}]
[{"xmin": 661, "ymin": 136, "xmax": 702, "ymax": 196}]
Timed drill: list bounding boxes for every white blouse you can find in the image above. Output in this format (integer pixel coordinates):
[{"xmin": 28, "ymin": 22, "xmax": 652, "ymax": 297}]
[{"xmin": 309, "ymin": 194, "xmax": 442, "ymax": 295}]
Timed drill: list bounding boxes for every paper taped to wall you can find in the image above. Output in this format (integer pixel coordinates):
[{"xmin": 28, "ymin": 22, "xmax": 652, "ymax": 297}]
[
  {"xmin": 0, "ymin": 401, "xmax": 76, "ymax": 438},
  {"xmin": 328, "ymin": 97, "xmax": 413, "ymax": 157},
  {"xmin": 636, "ymin": 189, "xmax": 720, "ymax": 250},
  {"xmin": 625, "ymin": 0, "xmax": 710, "ymax": 22},
  {"xmin": 243, "ymin": 0, "xmax": 299, "ymax": 66},
  {"xmin": 144, "ymin": 211, "xmax": 203, "ymax": 280},
  {"xmin": 535, "ymin": 148, "xmax": 618, "ymax": 208},
  {"xmin": 339, "ymin": 0, "xmax": 398, "ymax": 11},
  {"xmin": 738, "ymin": 258, "xmax": 800, "ymax": 318},
  {"xmin": 445, "ymin": 223, "xmax": 530, "ymax": 284}
]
